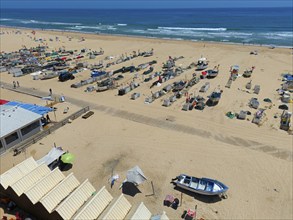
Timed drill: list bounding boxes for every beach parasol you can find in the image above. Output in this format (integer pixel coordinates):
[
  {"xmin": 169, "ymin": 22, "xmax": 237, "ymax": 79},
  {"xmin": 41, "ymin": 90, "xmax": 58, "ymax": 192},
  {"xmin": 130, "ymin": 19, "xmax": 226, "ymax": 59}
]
[{"xmin": 61, "ymin": 152, "xmax": 75, "ymax": 164}]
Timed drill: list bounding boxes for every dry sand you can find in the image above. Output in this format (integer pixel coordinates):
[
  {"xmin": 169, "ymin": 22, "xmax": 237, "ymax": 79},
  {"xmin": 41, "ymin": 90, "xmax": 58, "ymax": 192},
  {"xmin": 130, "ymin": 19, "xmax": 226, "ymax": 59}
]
[{"xmin": 0, "ymin": 27, "xmax": 292, "ymax": 219}]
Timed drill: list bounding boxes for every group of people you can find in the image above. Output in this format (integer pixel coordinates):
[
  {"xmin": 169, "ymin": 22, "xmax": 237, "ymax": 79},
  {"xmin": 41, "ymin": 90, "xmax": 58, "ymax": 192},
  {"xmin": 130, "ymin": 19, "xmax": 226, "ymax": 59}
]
[
  {"xmin": 41, "ymin": 114, "xmax": 51, "ymax": 126},
  {"xmin": 13, "ymin": 81, "xmax": 20, "ymax": 89}
]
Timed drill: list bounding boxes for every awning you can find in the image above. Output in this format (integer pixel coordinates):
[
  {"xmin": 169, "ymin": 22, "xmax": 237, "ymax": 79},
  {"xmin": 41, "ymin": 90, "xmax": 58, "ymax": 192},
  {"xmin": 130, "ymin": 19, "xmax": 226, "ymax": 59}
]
[
  {"xmin": 126, "ymin": 166, "xmax": 147, "ymax": 185},
  {"xmin": 37, "ymin": 147, "xmax": 65, "ymax": 166}
]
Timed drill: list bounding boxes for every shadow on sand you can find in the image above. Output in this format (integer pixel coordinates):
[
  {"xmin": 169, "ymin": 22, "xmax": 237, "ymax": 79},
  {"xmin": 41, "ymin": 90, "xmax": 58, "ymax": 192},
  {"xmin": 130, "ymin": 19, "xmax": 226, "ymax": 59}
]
[
  {"xmin": 172, "ymin": 185, "xmax": 223, "ymax": 204},
  {"xmin": 205, "ymin": 99, "xmax": 219, "ymax": 107},
  {"xmin": 122, "ymin": 182, "xmax": 142, "ymax": 197},
  {"xmin": 59, "ymin": 163, "xmax": 73, "ymax": 171}
]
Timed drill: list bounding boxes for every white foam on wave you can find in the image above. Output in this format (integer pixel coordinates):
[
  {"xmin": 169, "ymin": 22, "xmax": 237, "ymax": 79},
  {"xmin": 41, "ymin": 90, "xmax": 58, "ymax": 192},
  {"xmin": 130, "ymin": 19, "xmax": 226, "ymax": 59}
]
[
  {"xmin": 68, "ymin": 25, "xmax": 116, "ymax": 31},
  {"xmin": 261, "ymin": 32, "xmax": 293, "ymax": 38},
  {"xmin": 0, "ymin": 18, "xmax": 13, "ymax": 21},
  {"xmin": 158, "ymin": 26, "xmax": 227, "ymax": 31},
  {"xmin": 117, "ymin": 23, "xmax": 127, "ymax": 26},
  {"xmin": 19, "ymin": 19, "xmax": 81, "ymax": 26}
]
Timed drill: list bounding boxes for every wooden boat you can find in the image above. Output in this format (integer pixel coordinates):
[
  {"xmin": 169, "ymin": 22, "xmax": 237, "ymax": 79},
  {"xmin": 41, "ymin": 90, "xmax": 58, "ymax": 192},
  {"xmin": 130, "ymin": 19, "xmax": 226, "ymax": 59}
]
[{"xmin": 172, "ymin": 174, "xmax": 228, "ymax": 196}]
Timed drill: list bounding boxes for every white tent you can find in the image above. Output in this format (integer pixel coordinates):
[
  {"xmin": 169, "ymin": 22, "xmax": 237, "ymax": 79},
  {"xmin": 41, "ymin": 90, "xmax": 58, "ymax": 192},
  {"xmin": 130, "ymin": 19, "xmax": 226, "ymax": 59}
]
[{"xmin": 126, "ymin": 166, "xmax": 147, "ymax": 185}]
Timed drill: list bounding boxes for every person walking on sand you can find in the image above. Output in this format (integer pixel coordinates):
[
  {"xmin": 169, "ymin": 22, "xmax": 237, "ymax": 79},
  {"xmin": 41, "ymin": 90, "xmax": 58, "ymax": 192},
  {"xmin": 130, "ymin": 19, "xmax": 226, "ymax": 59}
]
[
  {"xmin": 46, "ymin": 114, "xmax": 51, "ymax": 123},
  {"xmin": 13, "ymin": 81, "xmax": 16, "ymax": 89},
  {"xmin": 49, "ymin": 88, "xmax": 52, "ymax": 96},
  {"xmin": 16, "ymin": 81, "xmax": 20, "ymax": 87}
]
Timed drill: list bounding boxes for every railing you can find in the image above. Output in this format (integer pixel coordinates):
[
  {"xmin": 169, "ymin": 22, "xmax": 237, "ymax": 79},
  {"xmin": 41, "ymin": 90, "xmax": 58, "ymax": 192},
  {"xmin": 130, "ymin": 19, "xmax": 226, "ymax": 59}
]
[{"xmin": 7, "ymin": 106, "xmax": 90, "ymax": 154}]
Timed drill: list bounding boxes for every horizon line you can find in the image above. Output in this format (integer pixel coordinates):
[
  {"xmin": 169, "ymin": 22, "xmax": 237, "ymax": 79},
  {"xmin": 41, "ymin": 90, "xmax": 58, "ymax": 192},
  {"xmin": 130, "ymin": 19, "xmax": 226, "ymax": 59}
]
[{"xmin": 1, "ymin": 6, "xmax": 293, "ymax": 9}]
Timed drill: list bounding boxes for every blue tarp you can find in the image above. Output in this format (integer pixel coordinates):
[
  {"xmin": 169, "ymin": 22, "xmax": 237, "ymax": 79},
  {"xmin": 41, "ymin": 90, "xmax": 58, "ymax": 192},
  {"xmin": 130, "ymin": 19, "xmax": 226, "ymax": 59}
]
[
  {"xmin": 91, "ymin": 71, "xmax": 106, "ymax": 78},
  {"xmin": 5, "ymin": 101, "xmax": 53, "ymax": 116},
  {"xmin": 283, "ymin": 74, "xmax": 293, "ymax": 81}
]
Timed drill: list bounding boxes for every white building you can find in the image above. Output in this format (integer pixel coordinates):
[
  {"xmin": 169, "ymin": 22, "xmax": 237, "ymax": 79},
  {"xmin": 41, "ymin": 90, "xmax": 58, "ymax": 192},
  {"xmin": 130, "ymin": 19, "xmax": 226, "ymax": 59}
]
[{"xmin": 0, "ymin": 105, "xmax": 42, "ymax": 154}]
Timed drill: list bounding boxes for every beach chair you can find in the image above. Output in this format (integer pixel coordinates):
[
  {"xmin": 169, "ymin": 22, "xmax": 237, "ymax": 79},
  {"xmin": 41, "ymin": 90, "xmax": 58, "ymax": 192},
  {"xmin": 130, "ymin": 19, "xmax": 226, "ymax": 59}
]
[{"xmin": 182, "ymin": 209, "xmax": 196, "ymax": 220}]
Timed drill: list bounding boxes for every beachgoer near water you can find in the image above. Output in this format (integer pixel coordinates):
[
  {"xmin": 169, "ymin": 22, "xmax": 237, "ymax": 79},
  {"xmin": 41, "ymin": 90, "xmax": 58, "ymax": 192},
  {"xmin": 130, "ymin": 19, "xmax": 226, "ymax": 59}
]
[{"xmin": 13, "ymin": 81, "xmax": 16, "ymax": 89}]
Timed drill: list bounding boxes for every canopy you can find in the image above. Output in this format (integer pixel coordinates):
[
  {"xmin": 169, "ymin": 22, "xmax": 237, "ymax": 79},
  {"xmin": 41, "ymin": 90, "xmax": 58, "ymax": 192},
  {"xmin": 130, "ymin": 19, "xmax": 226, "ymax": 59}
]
[
  {"xmin": 5, "ymin": 101, "xmax": 53, "ymax": 115},
  {"xmin": 0, "ymin": 99, "xmax": 9, "ymax": 105},
  {"xmin": 36, "ymin": 147, "xmax": 65, "ymax": 166},
  {"xmin": 126, "ymin": 166, "xmax": 147, "ymax": 185}
]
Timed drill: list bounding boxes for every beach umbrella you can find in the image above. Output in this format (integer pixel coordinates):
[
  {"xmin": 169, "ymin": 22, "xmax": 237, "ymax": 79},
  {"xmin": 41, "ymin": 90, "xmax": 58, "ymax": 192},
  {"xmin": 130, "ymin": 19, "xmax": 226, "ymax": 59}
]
[{"xmin": 61, "ymin": 152, "xmax": 75, "ymax": 164}]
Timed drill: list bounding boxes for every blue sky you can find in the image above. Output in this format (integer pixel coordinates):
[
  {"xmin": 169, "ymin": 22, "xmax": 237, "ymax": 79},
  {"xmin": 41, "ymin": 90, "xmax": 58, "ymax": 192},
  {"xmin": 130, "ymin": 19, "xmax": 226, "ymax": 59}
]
[{"xmin": 1, "ymin": 0, "xmax": 292, "ymax": 9}]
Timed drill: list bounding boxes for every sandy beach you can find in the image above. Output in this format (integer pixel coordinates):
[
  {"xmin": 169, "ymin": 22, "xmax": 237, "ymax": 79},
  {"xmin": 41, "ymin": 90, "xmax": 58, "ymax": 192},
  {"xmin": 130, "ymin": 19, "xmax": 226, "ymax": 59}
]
[{"xmin": 0, "ymin": 27, "xmax": 292, "ymax": 219}]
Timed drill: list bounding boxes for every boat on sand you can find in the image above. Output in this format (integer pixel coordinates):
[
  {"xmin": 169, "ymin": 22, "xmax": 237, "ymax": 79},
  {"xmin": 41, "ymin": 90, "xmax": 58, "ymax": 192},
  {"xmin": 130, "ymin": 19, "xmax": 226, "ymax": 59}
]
[{"xmin": 171, "ymin": 174, "xmax": 228, "ymax": 197}]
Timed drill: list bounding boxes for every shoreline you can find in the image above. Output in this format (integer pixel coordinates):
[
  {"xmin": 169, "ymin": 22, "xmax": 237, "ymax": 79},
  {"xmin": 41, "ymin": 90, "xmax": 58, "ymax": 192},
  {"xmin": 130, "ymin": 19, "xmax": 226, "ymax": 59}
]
[
  {"xmin": 1, "ymin": 25, "xmax": 293, "ymax": 49},
  {"xmin": 0, "ymin": 24, "xmax": 292, "ymax": 220}
]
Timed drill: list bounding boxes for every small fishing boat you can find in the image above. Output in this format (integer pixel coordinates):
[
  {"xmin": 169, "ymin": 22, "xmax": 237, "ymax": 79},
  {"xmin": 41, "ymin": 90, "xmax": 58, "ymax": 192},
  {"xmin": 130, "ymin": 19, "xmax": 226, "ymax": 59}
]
[
  {"xmin": 172, "ymin": 174, "xmax": 228, "ymax": 197},
  {"xmin": 172, "ymin": 80, "xmax": 187, "ymax": 92},
  {"xmin": 207, "ymin": 89, "xmax": 222, "ymax": 105},
  {"xmin": 41, "ymin": 70, "xmax": 59, "ymax": 80},
  {"xmin": 206, "ymin": 65, "xmax": 220, "ymax": 78},
  {"xmin": 243, "ymin": 66, "xmax": 255, "ymax": 78},
  {"xmin": 196, "ymin": 57, "xmax": 209, "ymax": 70}
]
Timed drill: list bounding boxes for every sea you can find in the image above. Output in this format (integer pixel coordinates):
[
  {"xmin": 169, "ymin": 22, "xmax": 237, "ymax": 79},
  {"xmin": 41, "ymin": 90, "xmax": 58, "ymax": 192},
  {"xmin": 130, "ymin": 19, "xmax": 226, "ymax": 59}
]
[{"xmin": 1, "ymin": 8, "xmax": 292, "ymax": 47}]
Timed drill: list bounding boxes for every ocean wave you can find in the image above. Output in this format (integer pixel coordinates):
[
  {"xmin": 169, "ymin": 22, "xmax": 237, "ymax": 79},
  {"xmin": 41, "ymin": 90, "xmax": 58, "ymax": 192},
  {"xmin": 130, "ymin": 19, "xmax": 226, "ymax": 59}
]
[
  {"xmin": 117, "ymin": 23, "xmax": 127, "ymax": 26},
  {"xmin": 158, "ymin": 26, "xmax": 227, "ymax": 31},
  {"xmin": 68, "ymin": 25, "xmax": 116, "ymax": 31},
  {"xmin": 0, "ymin": 18, "xmax": 13, "ymax": 21},
  {"xmin": 261, "ymin": 32, "xmax": 293, "ymax": 38},
  {"xmin": 19, "ymin": 19, "xmax": 81, "ymax": 26}
]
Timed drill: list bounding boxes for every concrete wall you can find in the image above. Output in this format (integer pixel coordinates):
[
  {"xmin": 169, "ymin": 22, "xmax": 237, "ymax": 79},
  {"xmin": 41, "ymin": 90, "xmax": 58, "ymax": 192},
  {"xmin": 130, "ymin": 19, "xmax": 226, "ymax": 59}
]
[{"xmin": 0, "ymin": 119, "xmax": 42, "ymax": 154}]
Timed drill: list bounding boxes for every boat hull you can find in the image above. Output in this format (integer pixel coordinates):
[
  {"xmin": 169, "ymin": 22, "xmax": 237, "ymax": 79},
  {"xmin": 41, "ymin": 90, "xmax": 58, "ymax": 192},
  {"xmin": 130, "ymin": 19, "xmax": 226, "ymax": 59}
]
[{"xmin": 173, "ymin": 174, "xmax": 228, "ymax": 196}]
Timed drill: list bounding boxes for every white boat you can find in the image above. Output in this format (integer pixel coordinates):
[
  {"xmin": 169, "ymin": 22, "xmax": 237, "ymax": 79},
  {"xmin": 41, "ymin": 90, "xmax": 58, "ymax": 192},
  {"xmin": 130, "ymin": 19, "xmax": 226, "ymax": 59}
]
[
  {"xmin": 196, "ymin": 57, "xmax": 209, "ymax": 70},
  {"xmin": 40, "ymin": 70, "xmax": 59, "ymax": 80},
  {"xmin": 172, "ymin": 174, "xmax": 228, "ymax": 196}
]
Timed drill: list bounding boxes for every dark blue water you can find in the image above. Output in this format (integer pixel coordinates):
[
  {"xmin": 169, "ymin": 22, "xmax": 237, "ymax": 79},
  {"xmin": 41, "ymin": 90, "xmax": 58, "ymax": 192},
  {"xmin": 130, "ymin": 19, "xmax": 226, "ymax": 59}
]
[{"xmin": 1, "ymin": 8, "xmax": 292, "ymax": 46}]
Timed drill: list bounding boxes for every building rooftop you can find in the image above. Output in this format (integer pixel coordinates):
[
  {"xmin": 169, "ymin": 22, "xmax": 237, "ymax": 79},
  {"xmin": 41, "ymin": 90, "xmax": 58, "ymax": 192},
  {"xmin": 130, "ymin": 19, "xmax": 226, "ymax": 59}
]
[{"xmin": 0, "ymin": 105, "xmax": 42, "ymax": 138}]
